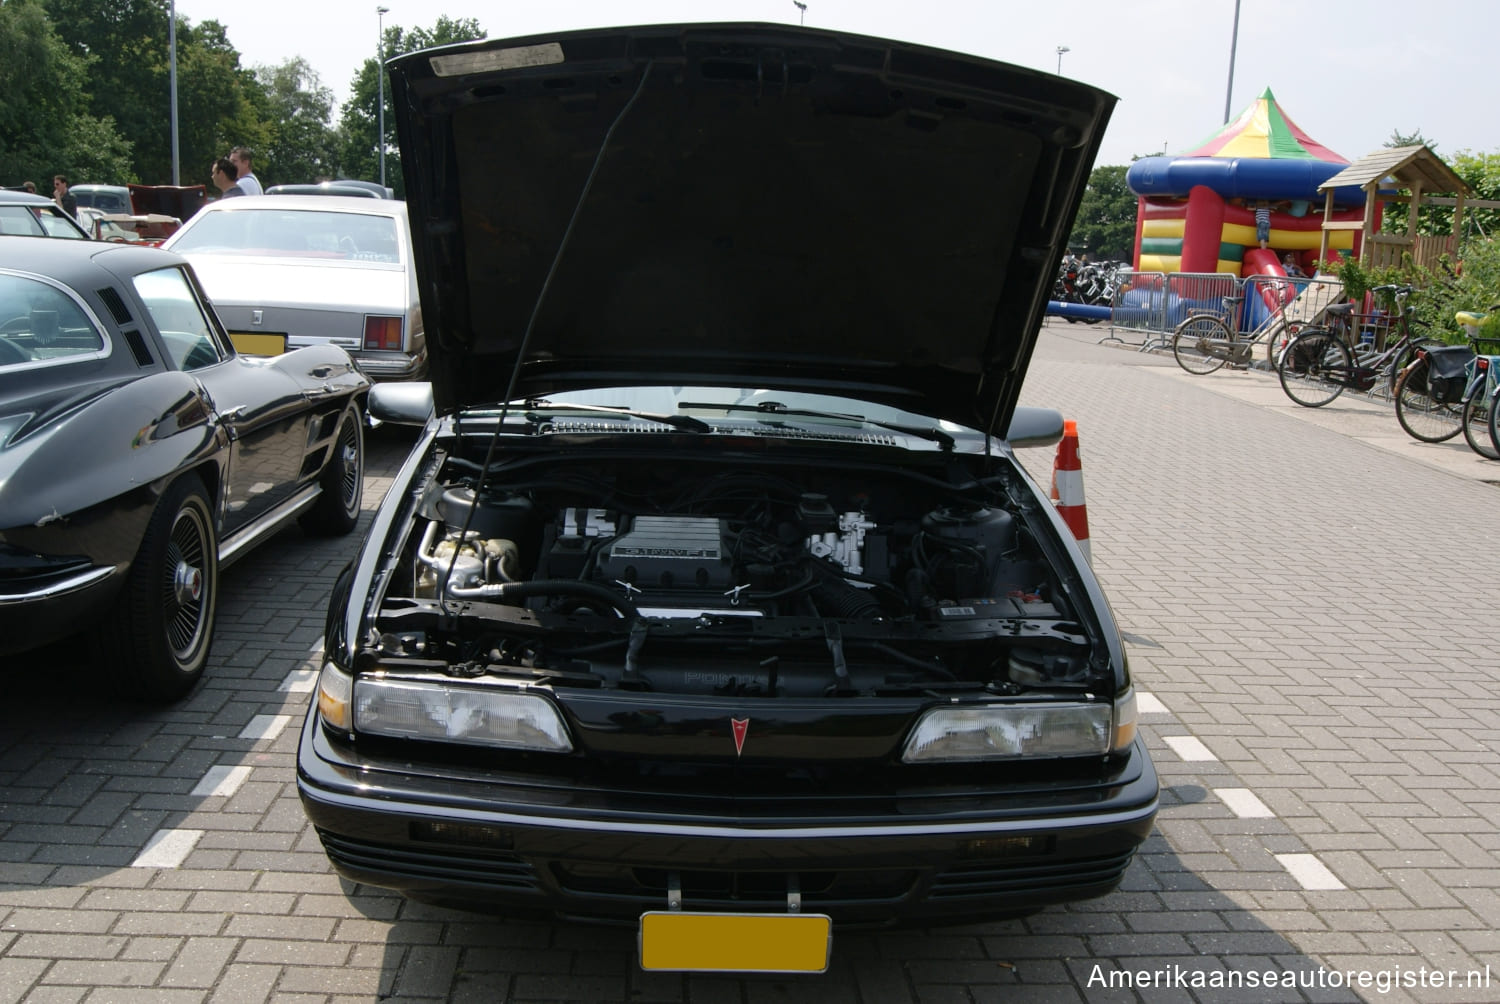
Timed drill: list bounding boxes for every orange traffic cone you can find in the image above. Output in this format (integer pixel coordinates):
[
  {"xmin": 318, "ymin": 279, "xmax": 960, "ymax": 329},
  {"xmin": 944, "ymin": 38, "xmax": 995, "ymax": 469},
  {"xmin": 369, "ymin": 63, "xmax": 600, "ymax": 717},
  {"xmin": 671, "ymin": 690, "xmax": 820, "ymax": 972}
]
[{"xmin": 1049, "ymin": 419, "xmax": 1091, "ymax": 562}]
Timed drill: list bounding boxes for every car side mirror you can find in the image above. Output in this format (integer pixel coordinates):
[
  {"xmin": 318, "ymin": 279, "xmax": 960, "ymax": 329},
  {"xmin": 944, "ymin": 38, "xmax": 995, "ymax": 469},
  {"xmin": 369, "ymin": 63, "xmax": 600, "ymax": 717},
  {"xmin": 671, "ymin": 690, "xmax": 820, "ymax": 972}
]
[
  {"xmin": 1005, "ymin": 406, "xmax": 1064, "ymax": 448},
  {"xmin": 369, "ymin": 381, "xmax": 434, "ymax": 426}
]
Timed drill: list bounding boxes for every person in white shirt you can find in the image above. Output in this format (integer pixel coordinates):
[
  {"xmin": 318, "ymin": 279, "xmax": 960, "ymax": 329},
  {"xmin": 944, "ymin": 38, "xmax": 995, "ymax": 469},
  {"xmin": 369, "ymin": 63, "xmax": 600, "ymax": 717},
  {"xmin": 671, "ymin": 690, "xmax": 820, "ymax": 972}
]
[{"xmin": 229, "ymin": 146, "xmax": 263, "ymax": 196}]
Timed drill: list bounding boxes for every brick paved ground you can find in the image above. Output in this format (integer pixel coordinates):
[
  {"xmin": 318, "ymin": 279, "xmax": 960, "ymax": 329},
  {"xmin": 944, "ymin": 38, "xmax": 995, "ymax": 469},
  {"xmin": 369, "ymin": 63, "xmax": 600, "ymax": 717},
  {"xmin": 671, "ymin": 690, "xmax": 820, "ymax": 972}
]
[{"xmin": 2, "ymin": 324, "xmax": 1497, "ymax": 1002}]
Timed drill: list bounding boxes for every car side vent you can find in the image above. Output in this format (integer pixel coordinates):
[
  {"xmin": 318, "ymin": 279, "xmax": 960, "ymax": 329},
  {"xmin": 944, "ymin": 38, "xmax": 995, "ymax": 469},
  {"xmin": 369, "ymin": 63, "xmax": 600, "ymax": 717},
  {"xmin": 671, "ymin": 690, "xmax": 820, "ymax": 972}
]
[
  {"xmin": 96, "ymin": 287, "xmax": 133, "ymax": 326},
  {"xmin": 122, "ymin": 328, "xmax": 153, "ymax": 367}
]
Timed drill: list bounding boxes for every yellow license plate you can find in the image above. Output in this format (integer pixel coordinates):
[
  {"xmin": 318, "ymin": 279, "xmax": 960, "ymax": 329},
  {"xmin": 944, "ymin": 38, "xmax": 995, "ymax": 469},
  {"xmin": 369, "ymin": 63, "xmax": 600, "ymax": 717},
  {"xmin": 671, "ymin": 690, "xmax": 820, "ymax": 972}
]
[
  {"xmin": 229, "ymin": 331, "xmax": 288, "ymax": 356},
  {"xmin": 639, "ymin": 911, "xmax": 831, "ymax": 973}
]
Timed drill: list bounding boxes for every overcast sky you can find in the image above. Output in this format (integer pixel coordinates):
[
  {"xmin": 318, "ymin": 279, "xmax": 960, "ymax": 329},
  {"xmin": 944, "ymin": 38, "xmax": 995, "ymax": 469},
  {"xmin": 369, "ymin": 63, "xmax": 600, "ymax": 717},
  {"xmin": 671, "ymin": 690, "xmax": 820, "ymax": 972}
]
[{"xmin": 174, "ymin": 0, "xmax": 1498, "ymax": 167}]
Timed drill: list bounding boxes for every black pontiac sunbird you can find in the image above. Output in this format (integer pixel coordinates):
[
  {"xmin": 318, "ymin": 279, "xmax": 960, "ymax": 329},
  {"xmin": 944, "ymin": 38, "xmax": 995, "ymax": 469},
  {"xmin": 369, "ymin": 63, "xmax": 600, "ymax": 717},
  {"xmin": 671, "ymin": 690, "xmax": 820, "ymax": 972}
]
[
  {"xmin": 297, "ymin": 23, "xmax": 1157, "ymax": 972},
  {"xmin": 0, "ymin": 238, "xmax": 368, "ymax": 700}
]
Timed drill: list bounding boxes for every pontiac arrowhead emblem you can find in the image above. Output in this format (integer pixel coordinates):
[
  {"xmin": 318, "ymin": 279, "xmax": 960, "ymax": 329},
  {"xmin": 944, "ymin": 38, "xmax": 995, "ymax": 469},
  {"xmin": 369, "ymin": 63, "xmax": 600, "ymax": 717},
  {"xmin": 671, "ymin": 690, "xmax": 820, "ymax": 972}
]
[{"xmin": 731, "ymin": 718, "xmax": 749, "ymax": 757}]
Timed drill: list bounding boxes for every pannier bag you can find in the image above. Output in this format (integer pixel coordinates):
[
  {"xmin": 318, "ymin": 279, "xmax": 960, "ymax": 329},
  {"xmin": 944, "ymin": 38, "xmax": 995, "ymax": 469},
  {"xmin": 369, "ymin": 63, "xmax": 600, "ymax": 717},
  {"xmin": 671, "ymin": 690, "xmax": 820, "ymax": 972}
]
[{"xmin": 1423, "ymin": 345, "xmax": 1474, "ymax": 405}]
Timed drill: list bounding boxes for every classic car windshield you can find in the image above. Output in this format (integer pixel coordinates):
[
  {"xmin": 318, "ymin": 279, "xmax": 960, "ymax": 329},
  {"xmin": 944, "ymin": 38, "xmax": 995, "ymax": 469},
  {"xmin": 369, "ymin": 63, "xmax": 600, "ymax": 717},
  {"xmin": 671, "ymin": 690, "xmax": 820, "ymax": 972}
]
[
  {"xmin": 0, "ymin": 272, "xmax": 105, "ymax": 366},
  {"xmin": 170, "ymin": 209, "xmax": 402, "ymax": 264}
]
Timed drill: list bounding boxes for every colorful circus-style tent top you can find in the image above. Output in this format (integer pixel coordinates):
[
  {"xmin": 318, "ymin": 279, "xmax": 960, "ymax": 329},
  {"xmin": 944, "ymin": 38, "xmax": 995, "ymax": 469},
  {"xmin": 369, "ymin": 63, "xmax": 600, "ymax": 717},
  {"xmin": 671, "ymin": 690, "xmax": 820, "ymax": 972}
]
[
  {"xmin": 1179, "ymin": 87, "xmax": 1346, "ymax": 163},
  {"xmin": 1126, "ymin": 88, "xmax": 1364, "ymax": 205}
]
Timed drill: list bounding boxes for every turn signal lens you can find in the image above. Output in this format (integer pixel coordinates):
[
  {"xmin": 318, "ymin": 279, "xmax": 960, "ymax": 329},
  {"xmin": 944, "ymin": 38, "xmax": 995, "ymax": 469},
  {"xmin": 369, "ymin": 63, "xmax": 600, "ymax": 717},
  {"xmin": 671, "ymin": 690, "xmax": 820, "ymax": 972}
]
[{"xmin": 316, "ymin": 662, "xmax": 354, "ymax": 730}]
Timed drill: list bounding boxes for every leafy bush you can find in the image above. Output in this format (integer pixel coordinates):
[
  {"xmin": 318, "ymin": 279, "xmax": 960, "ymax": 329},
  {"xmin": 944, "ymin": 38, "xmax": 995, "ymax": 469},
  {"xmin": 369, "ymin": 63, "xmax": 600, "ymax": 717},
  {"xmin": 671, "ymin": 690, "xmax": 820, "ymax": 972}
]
[{"xmin": 1322, "ymin": 239, "xmax": 1500, "ymax": 344}]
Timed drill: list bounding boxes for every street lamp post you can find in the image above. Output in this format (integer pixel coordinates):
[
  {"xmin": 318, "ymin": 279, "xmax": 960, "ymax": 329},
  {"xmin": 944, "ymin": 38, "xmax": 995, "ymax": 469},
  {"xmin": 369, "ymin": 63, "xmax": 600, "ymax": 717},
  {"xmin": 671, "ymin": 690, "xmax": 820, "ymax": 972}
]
[
  {"xmin": 169, "ymin": 0, "xmax": 179, "ymax": 184},
  {"xmin": 377, "ymin": 6, "xmax": 390, "ymax": 188},
  {"xmin": 1223, "ymin": 0, "xmax": 1241, "ymax": 123},
  {"xmin": 1055, "ymin": 46, "xmax": 1070, "ymax": 75}
]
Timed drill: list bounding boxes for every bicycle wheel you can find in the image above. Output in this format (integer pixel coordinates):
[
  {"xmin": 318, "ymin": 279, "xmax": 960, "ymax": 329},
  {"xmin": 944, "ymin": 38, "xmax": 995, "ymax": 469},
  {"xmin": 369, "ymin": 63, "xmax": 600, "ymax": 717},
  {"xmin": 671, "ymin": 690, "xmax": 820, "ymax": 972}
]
[
  {"xmin": 1394, "ymin": 358, "xmax": 1463, "ymax": 443},
  {"xmin": 1489, "ymin": 384, "xmax": 1500, "ymax": 459},
  {"xmin": 1462, "ymin": 384, "xmax": 1499, "ymax": 459},
  {"xmin": 1264, "ymin": 322, "xmax": 1306, "ymax": 370},
  {"xmin": 1383, "ymin": 337, "xmax": 1444, "ymax": 397},
  {"xmin": 1278, "ymin": 329, "xmax": 1351, "ymax": 407},
  {"xmin": 1172, "ymin": 315, "xmax": 1232, "ymax": 375}
]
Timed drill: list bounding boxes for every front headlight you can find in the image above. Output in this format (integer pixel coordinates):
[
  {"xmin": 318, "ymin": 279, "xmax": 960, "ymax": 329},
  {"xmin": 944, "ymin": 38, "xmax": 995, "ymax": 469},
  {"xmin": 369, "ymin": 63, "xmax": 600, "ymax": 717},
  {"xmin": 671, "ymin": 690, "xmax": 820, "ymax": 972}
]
[
  {"xmin": 352, "ymin": 678, "xmax": 573, "ymax": 752},
  {"xmin": 902, "ymin": 692, "xmax": 1136, "ymax": 763}
]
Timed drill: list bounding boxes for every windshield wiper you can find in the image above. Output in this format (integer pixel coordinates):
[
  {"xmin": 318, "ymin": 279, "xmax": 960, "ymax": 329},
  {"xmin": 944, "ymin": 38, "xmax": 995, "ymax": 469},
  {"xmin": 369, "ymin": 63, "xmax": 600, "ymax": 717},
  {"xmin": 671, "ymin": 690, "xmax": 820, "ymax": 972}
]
[
  {"xmin": 680, "ymin": 400, "xmax": 954, "ymax": 450},
  {"xmin": 521, "ymin": 400, "xmax": 712, "ymax": 434}
]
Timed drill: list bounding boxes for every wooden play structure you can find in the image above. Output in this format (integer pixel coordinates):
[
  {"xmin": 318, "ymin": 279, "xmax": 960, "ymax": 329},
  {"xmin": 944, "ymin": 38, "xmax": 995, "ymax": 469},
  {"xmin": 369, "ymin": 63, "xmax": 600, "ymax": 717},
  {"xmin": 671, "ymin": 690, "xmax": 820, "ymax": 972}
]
[{"xmin": 1316, "ymin": 145, "xmax": 1473, "ymax": 270}]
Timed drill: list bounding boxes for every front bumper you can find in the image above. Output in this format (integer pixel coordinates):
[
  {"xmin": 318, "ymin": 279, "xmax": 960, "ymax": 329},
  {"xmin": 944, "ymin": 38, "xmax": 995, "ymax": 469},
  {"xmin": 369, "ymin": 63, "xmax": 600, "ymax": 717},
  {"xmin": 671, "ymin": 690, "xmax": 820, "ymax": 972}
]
[
  {"xmin": 297, "ymin": 710, "xmax": 1158, "ymax": 925},
  {"xmin": 0, "ymin": 564, "xmax": 120, "ymax": 655}
]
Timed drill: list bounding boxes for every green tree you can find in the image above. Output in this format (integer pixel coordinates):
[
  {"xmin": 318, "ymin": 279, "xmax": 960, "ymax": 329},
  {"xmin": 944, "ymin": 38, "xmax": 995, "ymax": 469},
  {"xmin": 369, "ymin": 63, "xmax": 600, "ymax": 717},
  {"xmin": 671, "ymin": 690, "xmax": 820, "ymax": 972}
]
[
  {"xmin": 0, "ymin": 0, "xmax": 132, "ymax": 186},
  {"xmin": 44, "ymin": 0, "xmax": 271, "ymax": 187},
  {"xmin": 337, "ymin": 15, "xmax": 486, "ymax": 196},
  {"xmin": 1067, "ymin": 164, "xmax": 1136, "ymax": 262},
  {"xmin": 256, "ymin": 57, "xmax": 340, "ymax": 185},
  {"xmin": 1385, "ymin": 128, "xmax": 1435, "ymax": 151}
]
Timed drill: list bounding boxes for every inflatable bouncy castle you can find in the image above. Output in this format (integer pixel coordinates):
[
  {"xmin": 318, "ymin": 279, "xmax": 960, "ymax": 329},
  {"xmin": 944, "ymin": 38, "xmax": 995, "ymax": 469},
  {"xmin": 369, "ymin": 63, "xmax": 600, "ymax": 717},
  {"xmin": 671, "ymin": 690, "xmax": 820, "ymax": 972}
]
[{"xmin": 1126, "ymin": 88, "xmax": 1376, "ymax": 282}]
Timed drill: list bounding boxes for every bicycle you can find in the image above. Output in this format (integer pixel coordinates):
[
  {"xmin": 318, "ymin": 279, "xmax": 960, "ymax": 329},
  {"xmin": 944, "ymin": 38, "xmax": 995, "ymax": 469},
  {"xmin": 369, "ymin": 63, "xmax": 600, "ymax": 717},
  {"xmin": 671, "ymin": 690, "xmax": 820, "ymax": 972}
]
[
  {"xmin": 1393, "ymin": 312, "xmax": 1500, "ymax": 456},
  {"xmin": 1171, "ymin": 293, "xmax": 1302, "ymax": 374},
  {"xmin": 1276, "ymin": 285, "xmax": 1439, "ymax": 408}
]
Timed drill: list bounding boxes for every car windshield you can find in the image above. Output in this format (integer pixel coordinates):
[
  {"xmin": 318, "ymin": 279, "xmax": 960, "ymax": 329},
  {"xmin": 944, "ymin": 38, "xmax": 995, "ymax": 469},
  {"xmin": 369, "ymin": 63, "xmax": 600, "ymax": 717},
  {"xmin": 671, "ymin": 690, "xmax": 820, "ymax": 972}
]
[
  {"xmin": 169, "ymin": 208, "xmax": 401, "ymax": 264},
  {"xmin": 35, "ymin": 210, "xmax": 87, "ymax": 239},
  {"xmin": 0, "ymin": 272, "xmax": 106, "ymax": 367}
]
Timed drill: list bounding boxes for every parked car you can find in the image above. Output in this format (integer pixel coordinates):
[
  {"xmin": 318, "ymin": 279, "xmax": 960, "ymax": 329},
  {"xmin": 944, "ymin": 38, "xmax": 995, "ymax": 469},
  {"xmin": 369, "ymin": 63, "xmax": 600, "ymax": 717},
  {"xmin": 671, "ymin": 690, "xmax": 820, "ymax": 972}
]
[
  {"xmin": 79, "ymin": 208, "xmax": 181, "ymax": 245},
  {"xmin": 0, "ymin": 237, "xmax": 369, "ymax": 700},
  {"xmin": 265, "ymin": 182, "xmax": 391, "ymax": 199},
  {"xmin": 161, "ymin": 196, "xmax": 425, "ymax": 379},
  {"xmin": 0, "ymin": 191, "xmax": 91, "ymax": 240},
  {"xmin": 69, "ymin": 184, "xmax": 132, "ymax": 215},
  {"xmin": 295, "ymin": 24, "xmax": 1155, "ymax": 971}
]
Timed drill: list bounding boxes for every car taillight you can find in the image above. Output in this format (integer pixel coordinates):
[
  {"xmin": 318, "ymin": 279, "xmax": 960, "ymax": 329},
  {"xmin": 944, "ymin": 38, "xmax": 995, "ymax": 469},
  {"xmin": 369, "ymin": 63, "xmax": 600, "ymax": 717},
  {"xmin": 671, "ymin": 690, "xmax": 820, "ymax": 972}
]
[{"xmin": 363, "ymin": 316, "xmax": 403, "ymax": 351}]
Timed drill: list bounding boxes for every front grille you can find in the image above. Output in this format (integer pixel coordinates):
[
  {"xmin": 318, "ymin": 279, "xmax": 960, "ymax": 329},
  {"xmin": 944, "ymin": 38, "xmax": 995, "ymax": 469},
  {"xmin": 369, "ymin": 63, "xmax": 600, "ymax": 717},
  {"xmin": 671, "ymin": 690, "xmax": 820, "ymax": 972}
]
[
  {"xmin": 316, "ymin": 830, "xmax": 540, "ymax": 891},
  {"xmin": 929, "ymin": 848, "xmax": 1136, "ymax": 899}
]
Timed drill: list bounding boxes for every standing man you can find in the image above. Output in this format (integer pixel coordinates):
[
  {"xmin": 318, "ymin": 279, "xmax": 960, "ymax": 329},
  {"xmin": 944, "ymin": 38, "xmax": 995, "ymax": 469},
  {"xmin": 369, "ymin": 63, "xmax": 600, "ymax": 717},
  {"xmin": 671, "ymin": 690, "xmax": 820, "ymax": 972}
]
[
  {"xmin": 53, "ymin": 175, "xmax": 77, "ymax": 218},
  {"xmin": 228, "ymin": 147, "xmax": 262, "ymax": 196},
  {"xmin": 211, "ymin": 158, "xmax": 245, "ymax": 198}
]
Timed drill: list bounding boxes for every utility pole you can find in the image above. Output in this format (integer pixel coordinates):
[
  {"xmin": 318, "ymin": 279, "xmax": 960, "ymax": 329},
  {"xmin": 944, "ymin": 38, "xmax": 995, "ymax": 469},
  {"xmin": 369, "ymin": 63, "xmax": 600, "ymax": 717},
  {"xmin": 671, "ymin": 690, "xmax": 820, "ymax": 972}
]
[
  {"xmin": 377, "ymin": 6, "xmax": 390, "ymax": 188},
  {"xmin": 1055, "ymin": 46, "xmax": 1070, "ymax": 75}
]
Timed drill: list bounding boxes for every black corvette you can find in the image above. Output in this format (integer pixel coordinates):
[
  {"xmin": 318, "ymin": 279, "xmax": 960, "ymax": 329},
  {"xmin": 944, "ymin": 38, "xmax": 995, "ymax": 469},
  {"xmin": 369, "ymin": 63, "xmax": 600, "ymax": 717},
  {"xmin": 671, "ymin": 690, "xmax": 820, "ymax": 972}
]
[
  {"xmin": 0, "ymin": 238, "xmax": 369, "ymax": 700},
  {"xmin": 297, "ymin": 24, "xmax": 1156, "ymax": 972}
]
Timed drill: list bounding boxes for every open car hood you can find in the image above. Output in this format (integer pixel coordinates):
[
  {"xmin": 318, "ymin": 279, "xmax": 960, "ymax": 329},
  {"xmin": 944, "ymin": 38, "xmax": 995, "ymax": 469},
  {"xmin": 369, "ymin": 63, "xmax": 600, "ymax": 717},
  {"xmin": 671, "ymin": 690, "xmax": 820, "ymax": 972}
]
[{"xmin": 388, "ymin": 23, "xmax": 1114, "ymax": 436}]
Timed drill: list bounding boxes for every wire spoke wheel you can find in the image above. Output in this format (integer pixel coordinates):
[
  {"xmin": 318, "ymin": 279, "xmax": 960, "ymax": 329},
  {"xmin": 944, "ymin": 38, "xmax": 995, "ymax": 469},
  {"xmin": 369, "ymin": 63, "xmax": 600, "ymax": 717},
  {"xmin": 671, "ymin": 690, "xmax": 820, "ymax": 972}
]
[
  {"xmin": 161, "ymin": 506, "xmax": 211, "ymax": 660},
  {"xmin": 1394, "ymin": 358, "xmax": 1463, "ymax": 443},
  {"xmin": 1278, "ymin": 330, "xmax": 1351, "ymax": 408},
  {"xmin": 1172, "ymin": 315, "xmax": 1232, "ymax": 375},
  {"xmin": 1461, "ymin": 383, "xmax": 1498, "ymax": 459}
]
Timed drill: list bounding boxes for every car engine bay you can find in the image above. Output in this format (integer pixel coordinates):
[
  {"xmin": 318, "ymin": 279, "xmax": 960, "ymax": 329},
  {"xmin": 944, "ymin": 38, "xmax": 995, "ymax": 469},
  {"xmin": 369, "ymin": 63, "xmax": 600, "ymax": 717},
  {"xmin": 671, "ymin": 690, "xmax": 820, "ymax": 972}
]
[{"xmin": 365, "ymin": 445, "xmax": 1110, "ymax": 700}]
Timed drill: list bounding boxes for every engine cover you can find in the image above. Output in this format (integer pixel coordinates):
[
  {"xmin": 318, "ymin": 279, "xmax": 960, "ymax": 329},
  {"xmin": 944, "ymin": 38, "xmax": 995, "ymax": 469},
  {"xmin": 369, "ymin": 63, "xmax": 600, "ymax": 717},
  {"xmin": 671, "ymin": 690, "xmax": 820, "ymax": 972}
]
[{"xmin": 596, "ymin": 516, "xmax": 734, "ymax": 590}]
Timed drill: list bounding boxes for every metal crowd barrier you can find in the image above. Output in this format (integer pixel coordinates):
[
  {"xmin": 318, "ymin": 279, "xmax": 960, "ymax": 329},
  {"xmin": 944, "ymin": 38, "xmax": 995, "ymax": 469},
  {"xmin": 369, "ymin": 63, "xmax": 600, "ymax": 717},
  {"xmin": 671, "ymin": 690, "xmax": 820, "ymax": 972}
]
[{"xmin": 1104, "ymin": 272, "xmax": 1241, "ymax": 351}]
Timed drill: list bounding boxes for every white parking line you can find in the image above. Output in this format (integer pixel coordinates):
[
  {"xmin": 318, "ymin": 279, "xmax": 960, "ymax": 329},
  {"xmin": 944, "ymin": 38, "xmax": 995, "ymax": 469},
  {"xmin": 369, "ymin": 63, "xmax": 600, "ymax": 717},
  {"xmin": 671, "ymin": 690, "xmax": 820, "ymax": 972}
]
[
  {"xmin": 190, "ymin": 764, "xmax": 253, "ymax": 798},
  {"xmin": 279, "ymin": 668, "xmax": 318, "ymax": 693},
  {"xmin": 131, "ymin": 828, "xmax": 203, "ymax": 868},
  {"xmin": 1215, "ymin": 787, "xmax": 1275, "ymax": 818},
  {"xmin": 1136, "ymin": 691, "xmax": 1169, "ymax": 714},
  {"xmin": 1276, "ymin": 853, "xmax": 1345, "ymax": 890},
  {"xmin": 238, "ymin": 715, "xmax": 293, "ymax": 741},
  {"xmin": 1162, "ymin": 735, "xmax": 1217, "ymax": 761}
]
